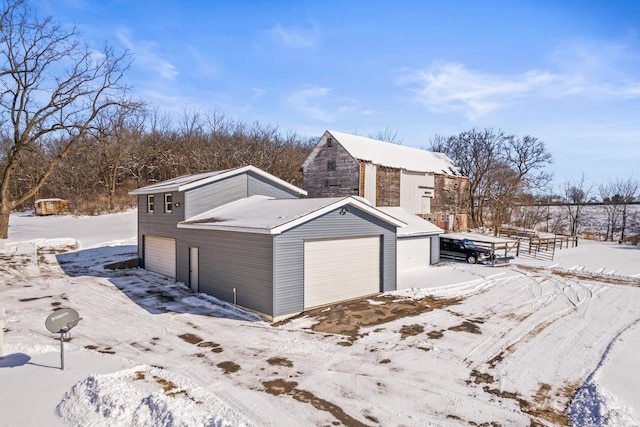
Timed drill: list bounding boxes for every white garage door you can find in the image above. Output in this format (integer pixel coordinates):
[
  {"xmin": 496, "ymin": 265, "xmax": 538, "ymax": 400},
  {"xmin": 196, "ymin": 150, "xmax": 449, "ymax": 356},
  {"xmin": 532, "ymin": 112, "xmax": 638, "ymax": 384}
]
[
  {"xmin": 397, "ymin": 237, "xmax": 431, "ymax": 271},
  {"xmin": 144, "ymin": 236, "xmax": 176, "ymax": 278},
  {"xmin": 304, "ymin": 236, "xmax": 380, "ymax": 309}
]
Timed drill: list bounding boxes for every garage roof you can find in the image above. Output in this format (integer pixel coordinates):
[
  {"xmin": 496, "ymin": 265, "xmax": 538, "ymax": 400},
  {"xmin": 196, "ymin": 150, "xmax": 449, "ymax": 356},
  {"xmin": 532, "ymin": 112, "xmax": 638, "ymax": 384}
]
[
  {"xmin": 129, "ymin": 165, "xmax": 307, "ymax": 196},
  {"xmin": 377, "ymin": 207, "xmax": 443, "ymax": 237},
  {"xmin": 178, "ymin": 195, "xmax": 406, "ymax": 234}
]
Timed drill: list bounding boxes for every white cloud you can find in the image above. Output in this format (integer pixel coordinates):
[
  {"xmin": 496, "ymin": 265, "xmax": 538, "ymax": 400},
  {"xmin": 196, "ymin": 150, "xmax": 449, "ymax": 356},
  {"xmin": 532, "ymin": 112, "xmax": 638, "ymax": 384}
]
[
  {"xmin": 117, "ymin": 30, "xmax": 178, "ymax": 80},
  {"xmin": 268, "ymin": 23, "xmax": 319, "ymax": 49},
  {"xmin": 396, "ymin": 62, "xmax": 557, "ymax": 119},
  {"xmin": 397, "ymin": 45, "xmax": 640, "ymax": 120},
  {"xmin": 251, "ymin": 87, "xmax": 266, "ymax": 99},
  {"xmin": 186, "ymin": 45, "xmax": 217, "ymax": 77},
  {"xmin": 287, "ymin": 85, "xmax": 334, "ymax": 122}
]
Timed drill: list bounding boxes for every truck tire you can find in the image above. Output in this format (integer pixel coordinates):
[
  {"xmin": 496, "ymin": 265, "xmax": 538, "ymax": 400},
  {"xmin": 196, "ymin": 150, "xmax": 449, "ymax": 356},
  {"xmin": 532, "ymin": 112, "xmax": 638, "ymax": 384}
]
[{"xmin": 466, "ymin": 255, "xmax": 478, "ymax": 264}]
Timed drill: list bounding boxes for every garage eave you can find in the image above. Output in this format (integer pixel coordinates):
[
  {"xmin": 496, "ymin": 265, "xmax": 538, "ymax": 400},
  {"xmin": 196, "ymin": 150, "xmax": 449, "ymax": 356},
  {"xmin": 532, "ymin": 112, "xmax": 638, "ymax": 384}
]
[{"xmin": 177, "ymin": 223, "xmax": 275, "ymax": 234}]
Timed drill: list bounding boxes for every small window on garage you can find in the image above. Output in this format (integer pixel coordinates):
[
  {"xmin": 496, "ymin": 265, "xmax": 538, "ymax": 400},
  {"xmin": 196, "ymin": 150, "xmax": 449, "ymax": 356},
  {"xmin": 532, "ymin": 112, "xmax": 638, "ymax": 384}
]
[
  {"xmin": 327, "ymin": 137, "xmax": 333, "ymax": 147},
  {"xmin": 324, "ymin": 179, "xmax": 329, "ymax": 188},
  {"xmin": 327, "ymin": 160, "xmax": 336, "ymax": 171},
  {"xmin": 147, "ymin": 195, "xmax": 154, "ymax": 213},
  {"xmin": 164, "ymin": 193, "xmax": 173, "ymax": 213}
]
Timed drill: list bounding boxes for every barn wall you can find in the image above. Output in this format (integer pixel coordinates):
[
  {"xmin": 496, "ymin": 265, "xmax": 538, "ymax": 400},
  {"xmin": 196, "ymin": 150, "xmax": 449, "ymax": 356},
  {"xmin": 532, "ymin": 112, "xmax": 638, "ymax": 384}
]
[
  {"xmin": 376, "ymin": 167, "xmax": 401, "ymax": 207},
  {"xmin": 302, "ymin": 135, "xmax": 360, "ymax": 198},
  {"xmin": 400, "ymin": 170, "xmax": 434, "ymax": 214}
]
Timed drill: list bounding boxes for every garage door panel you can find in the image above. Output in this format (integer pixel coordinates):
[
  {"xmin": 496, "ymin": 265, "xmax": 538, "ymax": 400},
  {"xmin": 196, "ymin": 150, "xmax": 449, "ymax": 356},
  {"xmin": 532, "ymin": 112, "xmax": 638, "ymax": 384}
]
[
  {"xmin": 397, "ymin": 237, "xmax": 430, "ymax": 271},
  {"xmin": 304, "ymin": 236, "xmax": 380, "ymax": 309},
  {"xmin": 144, "ymin": 236, "xmax": 176, "ymax": 278}
]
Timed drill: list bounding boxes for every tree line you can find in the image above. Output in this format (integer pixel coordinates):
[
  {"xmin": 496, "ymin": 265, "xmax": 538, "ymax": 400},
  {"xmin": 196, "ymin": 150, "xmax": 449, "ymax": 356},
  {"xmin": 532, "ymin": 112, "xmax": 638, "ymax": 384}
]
[{"xmin": 1, "ymin": 0, "xmax": 637, "ymax": 243}]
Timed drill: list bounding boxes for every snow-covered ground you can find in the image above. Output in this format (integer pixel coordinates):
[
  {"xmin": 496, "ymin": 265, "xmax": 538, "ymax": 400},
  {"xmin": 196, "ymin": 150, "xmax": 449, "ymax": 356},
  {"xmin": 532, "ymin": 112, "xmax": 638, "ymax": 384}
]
[{"xmin": 1, "ymin": 211, "xmax": 639, "ymax": 426}]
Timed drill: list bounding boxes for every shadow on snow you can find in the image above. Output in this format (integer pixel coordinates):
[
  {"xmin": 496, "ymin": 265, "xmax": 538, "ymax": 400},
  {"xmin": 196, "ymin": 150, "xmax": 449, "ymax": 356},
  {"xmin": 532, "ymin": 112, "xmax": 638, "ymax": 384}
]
[{"xmin": 56, "ymin": 246, "xmax": 263, "ymax": 322}]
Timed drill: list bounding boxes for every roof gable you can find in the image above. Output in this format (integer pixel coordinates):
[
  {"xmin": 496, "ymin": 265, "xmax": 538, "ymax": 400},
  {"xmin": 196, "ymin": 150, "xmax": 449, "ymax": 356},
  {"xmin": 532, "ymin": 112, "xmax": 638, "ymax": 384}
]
[
  {"xmin": 304, "ymin": 130, "xmax": 463, "ymax": 177},
  {"xmin": 129, "ymin": 165, "xmax": 307, "ymax": 196}
]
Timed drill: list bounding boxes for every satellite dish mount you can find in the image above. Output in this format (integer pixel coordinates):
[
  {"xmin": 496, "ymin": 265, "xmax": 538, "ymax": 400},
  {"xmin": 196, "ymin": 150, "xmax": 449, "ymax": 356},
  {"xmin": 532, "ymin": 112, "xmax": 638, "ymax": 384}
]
[{"xmin": 45, "ymin": 308, "xmax": 81, "ymax": 370}]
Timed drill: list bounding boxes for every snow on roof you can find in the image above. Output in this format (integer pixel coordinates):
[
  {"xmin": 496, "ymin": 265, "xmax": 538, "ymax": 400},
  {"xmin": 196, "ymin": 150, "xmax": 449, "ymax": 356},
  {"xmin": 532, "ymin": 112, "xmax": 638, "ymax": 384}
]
[
  {"xmin": 129, "ymin": 165, "xmax": 307, "ymax": 196},
  {"xmin": 325, "ymin": 130, "xmax": 463, "ymax": 176},
  {"xmin": 377, "ymin": 207, "xmax": 443, "ymax": 236},
  {"xmin": 178, "ymin": 195, "xmax": 405, "ymax": 234}
]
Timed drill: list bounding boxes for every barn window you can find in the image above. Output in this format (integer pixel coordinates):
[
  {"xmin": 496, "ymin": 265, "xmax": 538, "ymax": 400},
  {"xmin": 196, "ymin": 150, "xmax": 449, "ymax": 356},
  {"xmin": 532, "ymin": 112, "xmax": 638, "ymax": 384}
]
[
  {"xmin": 164, "ymin": 193, "xmax": 173, "ymax": 213},
  {"xmin": 327, "ymin": 137, "xmax": 333, "ymax": 147},
  {"xmin": 327, "ymin": 160, "xmax": 336, "ymax": 171},
  {"xmin": 147, "ymin": 195, "xmax": 154, "ymax": 213}
]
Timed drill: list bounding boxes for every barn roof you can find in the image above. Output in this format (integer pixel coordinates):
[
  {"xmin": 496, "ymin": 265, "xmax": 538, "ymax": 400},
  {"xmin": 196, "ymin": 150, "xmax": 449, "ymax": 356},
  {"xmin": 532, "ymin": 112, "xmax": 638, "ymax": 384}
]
[
  {"xmin": 129, "ymin": 165, "xmax": 307, "ymax": 196},
  {"xmin": 303, "ymin": 130, "xmax": 463, "ymax": 176},
  {"xmin": 178, "ymin": 195, "xmax": 405, "ymax": 234}
]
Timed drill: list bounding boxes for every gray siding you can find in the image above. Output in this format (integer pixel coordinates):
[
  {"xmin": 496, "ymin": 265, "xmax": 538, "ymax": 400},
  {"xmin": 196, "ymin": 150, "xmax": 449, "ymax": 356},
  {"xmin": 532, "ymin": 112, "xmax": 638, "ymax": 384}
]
[
  {"xmin": 137, "ymin": 192, "xmax": 185, "ymax": 259},
  {"xmin": 184, "ymin": 174, "xmax": 247, "ymax": 219},
  {"xmin": 247, "ymin": 172, "xmax": 299, "ymax": 199},
  {"xmin": 273, "ymin": 208, "xmax": 396, "ymax": 318},
  {"xmin": 176, "ymin": 229, "xmax": 274, "ymax": 316},
  {"xmin": 431, "ymin": 235, "xmax": 440, "ymax": 264}
]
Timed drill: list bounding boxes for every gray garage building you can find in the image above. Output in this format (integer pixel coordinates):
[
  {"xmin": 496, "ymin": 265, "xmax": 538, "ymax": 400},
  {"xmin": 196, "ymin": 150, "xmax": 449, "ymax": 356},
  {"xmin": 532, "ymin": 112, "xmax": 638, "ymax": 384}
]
[{"xmin": 130, "ymin": 166, "xmax": 404, "ymax": 321}]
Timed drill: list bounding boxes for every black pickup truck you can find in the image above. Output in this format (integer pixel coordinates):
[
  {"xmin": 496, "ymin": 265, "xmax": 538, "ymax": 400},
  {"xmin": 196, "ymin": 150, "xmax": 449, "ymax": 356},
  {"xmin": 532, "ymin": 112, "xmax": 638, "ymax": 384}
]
[{"xmin": 440, "ymin": 237, "xmax": 494, "ymax": 264}]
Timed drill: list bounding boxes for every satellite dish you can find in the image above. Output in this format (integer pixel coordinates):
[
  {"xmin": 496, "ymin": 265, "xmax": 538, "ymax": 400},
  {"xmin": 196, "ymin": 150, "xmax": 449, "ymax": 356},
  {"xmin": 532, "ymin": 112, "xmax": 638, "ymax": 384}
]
[{"xmin": 45, "ymin": 308, "xmax": 81, "ymax": 334}]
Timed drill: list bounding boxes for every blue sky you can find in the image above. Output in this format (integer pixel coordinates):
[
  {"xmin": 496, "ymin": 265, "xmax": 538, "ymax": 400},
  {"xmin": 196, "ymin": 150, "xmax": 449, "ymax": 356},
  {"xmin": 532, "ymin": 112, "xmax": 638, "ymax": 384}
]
[{"xmin": 40, "ymin": 0, "xmax": 640, "ymax": 187}]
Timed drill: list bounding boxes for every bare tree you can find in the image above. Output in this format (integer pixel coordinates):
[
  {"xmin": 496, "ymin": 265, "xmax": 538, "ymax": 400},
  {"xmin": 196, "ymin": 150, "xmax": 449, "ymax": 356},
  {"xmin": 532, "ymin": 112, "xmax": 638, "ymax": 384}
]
[
  {"xmin": 615, "ymin": 176, "xmax": 639, "ymax": 242},
  {"xmin": 0, "ymin": 0, "xmax": 135, "ymax": 237},
  {"xmin": 599, "ymin": 181, "xmax": 622, "ymax": 241},
  {"xmin": 430, "ymin": 128, "xmax": 552, "ymax": 231},
  {"xmin": 369, "ymin": 126, "xmax": 403, "ymax": 144},
  {"xmin": 562, "ymin": 174, "xmax": 594, "ymax": 238}
]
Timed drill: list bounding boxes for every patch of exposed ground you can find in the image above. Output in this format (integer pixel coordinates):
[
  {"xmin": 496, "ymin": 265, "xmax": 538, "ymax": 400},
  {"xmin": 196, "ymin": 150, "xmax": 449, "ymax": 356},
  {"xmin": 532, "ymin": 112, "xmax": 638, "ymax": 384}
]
[
  {"xmin": 276, "ymin": 294, "xmax": 461, "ymax": 339},
  {"xmin": 217, "ymin": 361, "xmax": 240, "ymax": 374},
  {"xmin": 178, "ymin": 333, "xmax": 203, "ymax": 345},
  {"xmin": 481, "ymin": 382, "xmax": 577, "ymax": 426},
  {"xmin": 267, "ymin": 357, "xmax": 293, "ymax": 368},
  {"xmin": 262, "ymin": 379, "xmax": 370, "ymax": 427},
  {"xmin": 470, "ymin": 370, "xmax": 494, "ymax": 384},
  {"xmin": 149, "ymin": 374, "xmax": 201, "ymax": 402},
  {"xmin": 518, "ymin": 264, "xmax": 640, "ymax": 287},
  {"xmin": 37, "ymin": 245, "xmax": 78, "ymax": 255},
  {"xmin": 399, "ymin": 324, "xmax": 424, "ymax": 339},
  {"xmin": 83, "ymin": 344, "xmax": 115, "ymax": 354},
  {"xmin": 19, "ymin": 295, "xmax": 53, "ymax": 302},
  {"xmin": 448, "ymin": 321, "xmax": 482, "ymax": 334},
  {"xmin": 427, "ymin": 330, "xmax": 444, "ymax": 339},
  {"xmin": 197, "ymin": 341, "xmax": 223, "ymax": 353}
]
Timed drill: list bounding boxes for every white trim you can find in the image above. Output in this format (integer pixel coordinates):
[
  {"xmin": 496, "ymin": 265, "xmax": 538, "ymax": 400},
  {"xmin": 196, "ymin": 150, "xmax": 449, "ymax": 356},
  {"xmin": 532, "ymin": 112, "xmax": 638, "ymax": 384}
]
[
  {"xmin": 178, "ymin": 223, "xmax": 273, "ymax": 234},
  {"xmin": 178, "ymin": 165, "xmax": 307, "ymax": 195},
  {"xmin": 270, "ymin": 197, "xmax": 405, "ymax": 234},
  {"xmin": 164, "ymin": 193, "xmax": 172, "ymax": 213},
  {"xmin": 177, "ymin": 196, "xmax": 406, "ymax": 234},
  {"xmin": 129, "ymin": 165, "xmax": 307, "ymax": 196}
]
